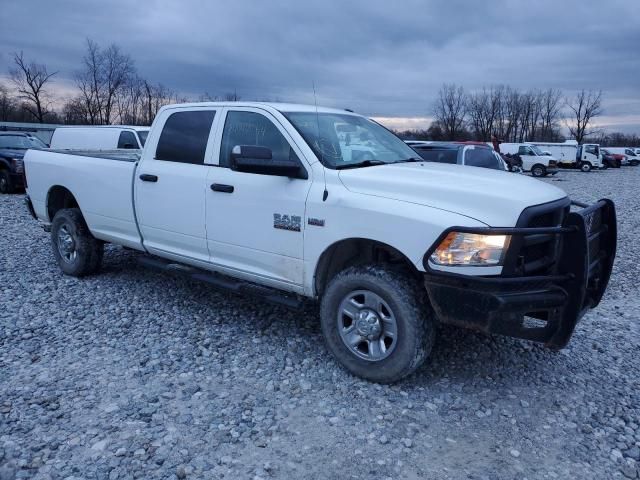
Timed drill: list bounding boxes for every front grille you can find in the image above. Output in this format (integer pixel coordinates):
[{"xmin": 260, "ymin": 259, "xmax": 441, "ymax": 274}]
[{"xmin": 503, "ymin": 199, "xmax": 570, "ymax": 277}]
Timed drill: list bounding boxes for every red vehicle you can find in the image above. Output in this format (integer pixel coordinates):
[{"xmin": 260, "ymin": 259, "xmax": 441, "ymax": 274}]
[{"xmin": 601, "ymin": 149, "xmax": 623, "ymax": 168}]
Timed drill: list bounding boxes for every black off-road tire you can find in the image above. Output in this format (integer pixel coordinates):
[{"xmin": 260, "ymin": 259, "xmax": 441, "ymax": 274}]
[
  {"xmin": 320, "ymin": 265, "xmax": 436, "ymax": 383},
  {"xmin": 531, "ymin": 164, "xmax": 546, "ymax": 177},
  {"xmin": 51, "ymin": 208, "xmax": 104, "ymax": 277},
  {"xmin": 0, "ymin": 171, "xmax": 13, "ymax": 194}
]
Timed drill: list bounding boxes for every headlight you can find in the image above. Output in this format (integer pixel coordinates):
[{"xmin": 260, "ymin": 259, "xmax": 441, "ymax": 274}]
[
  {"xmin": 11, "ymin": 158, "xmax": 24, "ymax": 173},
  {"xmin": 430, "ymin": 232, "xmax": 510, "ymax": 266}
]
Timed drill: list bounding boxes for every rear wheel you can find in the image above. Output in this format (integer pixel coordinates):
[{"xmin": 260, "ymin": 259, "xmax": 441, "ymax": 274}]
[
  {"xmin": 531, "ymin": 164, "xmax": 546, "ymax": 177},
  {"xmin": 320, "ymin": 265, "xmax": 435, "ymax": 383},
  {"xmin": 51, "ymin": 208, "xmax": 104, "ymax": 277},
  {"xmin": 0, "ymin": 171, "xmax": 13, "ymax": 194}
]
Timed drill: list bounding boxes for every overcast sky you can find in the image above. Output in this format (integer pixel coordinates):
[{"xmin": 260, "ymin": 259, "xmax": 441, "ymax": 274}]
[{"xmin": 1, "ymin": 0, "xmax": 639, "ymax": 132}]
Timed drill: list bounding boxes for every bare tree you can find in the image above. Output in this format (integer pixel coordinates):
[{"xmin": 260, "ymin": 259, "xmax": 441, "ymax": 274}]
[
  {"xmin": 432, "ymin": 84, "xmax": 466, "ymax": 140},
  {"xmin": 9, "ymin": 51, "xmax": 57, "ymax": 123},
  {"xmin": 74, "ymin": 39, "xmax": 135, "ymax": 124},
  {"xmin": 0, "ymin": 83, "xmax": 16, "ymax": 121},
  {"xmin": 538, "ymin": 88, "xmax": 563, "ymax": 141},
  {"xmin": 566, "ymin": 89, "xmax": 603, "ymax": 143}
]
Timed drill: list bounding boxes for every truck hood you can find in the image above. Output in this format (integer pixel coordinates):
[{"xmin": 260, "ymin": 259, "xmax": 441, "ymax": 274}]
[
  {"xmin": 0, "ymin": 149, "xmax": 26, "ymax": 159},
  {"xmin": 338, "ymin": 162, "xmax": 567, "ymax": 227}
]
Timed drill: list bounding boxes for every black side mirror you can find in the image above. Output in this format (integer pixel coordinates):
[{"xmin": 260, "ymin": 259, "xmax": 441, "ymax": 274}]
[{"xmin": 230, "ymin": 145, "xmax": 307, "ymax": 179}]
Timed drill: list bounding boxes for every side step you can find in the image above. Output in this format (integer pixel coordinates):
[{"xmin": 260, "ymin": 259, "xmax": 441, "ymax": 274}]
[{"xmin": 137, "ymin": 255, "xmax": 304, "ymax": 310}]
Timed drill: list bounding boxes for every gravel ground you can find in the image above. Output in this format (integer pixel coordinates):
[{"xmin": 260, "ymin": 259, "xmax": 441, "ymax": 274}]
[{"xmin": 1, "ymin": 167, "xmax": 639, "ymax": 480}]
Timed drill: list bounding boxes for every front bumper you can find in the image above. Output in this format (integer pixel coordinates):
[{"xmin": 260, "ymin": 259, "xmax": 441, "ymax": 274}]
[{"xmin": 424, "ymin": 199, "xmax": 616, "ymax": 348}]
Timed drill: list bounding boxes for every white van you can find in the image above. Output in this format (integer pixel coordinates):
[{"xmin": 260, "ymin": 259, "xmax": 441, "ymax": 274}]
[
  {"xmin": 497, "ymin": 143, "xmax": 558, "ymax": 177},
  {"xmin": 531, "ymin": 141, "xmax": 603, "ymax": 171},
  {"xmin": 49, "ymin": 126, "xmax": 149, "ymax": 151},
  {"xmin": 606, "ymin": 147, "xmax": 640, "ymax": 166}
]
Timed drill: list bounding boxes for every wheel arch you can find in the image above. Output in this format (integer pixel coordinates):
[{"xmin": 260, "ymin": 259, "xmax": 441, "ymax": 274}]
[
  {"xmin": 46, "ymin": 185, "xmax": 82, "ymax": 222},
  {"xmin": 313, "ymin": 238, "xmax": 420, "ymax": 297}
]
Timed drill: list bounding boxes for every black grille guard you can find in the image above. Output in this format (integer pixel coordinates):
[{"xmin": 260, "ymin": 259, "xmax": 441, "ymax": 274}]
[{"xmin": 423, "ymin": 198, "xmax": 617, "ymax": 348}]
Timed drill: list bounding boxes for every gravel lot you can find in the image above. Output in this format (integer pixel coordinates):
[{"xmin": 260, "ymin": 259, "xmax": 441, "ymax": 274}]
[{"xmin": 1, "ymin": 167, "xmax": 639, "ymax": 480}]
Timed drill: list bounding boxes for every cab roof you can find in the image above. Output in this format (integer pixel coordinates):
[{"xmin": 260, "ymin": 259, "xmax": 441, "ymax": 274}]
[{"xmin": 160, "ymin": 102, "xmax": 357, "ymax": 115}]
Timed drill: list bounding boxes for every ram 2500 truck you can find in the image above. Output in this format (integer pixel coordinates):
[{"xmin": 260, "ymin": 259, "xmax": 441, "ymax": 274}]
[{"xmin": 24, "ymin": 102, "xmax": 617, "ymax": 383}]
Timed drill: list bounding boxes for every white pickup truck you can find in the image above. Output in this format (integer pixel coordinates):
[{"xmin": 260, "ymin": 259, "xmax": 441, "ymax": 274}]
[{"xmin": 24, "ymin": 102, "xmax": 617, "ymax": 383}]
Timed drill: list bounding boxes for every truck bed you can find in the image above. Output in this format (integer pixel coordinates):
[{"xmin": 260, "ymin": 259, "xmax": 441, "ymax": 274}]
[{"xmin": 24, "ymin": 149, "xmax": 143, "ymax": 250}]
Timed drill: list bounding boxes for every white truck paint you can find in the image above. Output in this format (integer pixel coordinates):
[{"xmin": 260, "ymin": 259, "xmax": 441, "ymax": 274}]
[
  {"xmin": 24, "ymin": 102, "xmax": 617, "ymax": 383},
  {"xmin": 496, "ymin": 143, "xmax": 559, "ymax": 177},
  {"xmin": 49, "ymin": 126, "xmax": 149, "ymax": 150}
]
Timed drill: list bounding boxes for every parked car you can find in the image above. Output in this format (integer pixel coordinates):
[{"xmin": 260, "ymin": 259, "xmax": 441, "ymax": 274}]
[
  {"xmin": 0, "ymin": 132, "xmax": 47, "ymax": 193},
  {"xmin": 49, "ymin": 126, "xmax": 149, "ymax": 151},
  {"xmin": 601, "ymin": 148, "xmax": 623, "ymax": 168},
  {"xmin": 24, "ymin": 101, "xmax": 617, "ymax": 383},
  {"xmin": 410, "ymin": 141, "xmax": 507, "ymax": 171},
  {"xmin": 606, "ymin": 148, "xmax": 640, "ymax": 166},
  {"xmin": 496, "ymin": 143, "xmax": 559, "ymax": 177}
]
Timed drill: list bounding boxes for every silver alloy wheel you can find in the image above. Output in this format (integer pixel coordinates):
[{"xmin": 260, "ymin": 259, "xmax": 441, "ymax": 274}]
[
  {"xmin": 57, "ymin": 225, "xmax": 77, "ymax": 263},
  {"xmin": 337, "ymin": 290, "xmax": 398, "ymax": 361}
]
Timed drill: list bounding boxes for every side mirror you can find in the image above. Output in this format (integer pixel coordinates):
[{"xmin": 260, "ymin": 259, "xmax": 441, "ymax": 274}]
[{"xmin": 230, "ymin": 145, "xmax": 307, "ymax": 179}]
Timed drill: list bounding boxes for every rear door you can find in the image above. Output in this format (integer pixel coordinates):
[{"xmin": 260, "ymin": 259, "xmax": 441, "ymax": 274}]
[
  {"xmin": 135, "ymin": 107, "xmax": 218, "ymax": 263},
  {"xmin": 205, "ymin": 107, "xmax": 312, "ymax": 289}
]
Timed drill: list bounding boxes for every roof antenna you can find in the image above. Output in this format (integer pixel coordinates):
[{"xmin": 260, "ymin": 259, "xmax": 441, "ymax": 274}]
[{"xmin": 313, "ymin": 81, "xmax": 328, "ymax": 202}]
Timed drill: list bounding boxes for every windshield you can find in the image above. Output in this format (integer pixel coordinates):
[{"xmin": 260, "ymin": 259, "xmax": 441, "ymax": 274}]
[
  {"xmin": 529, "ymin": 145, "xmax": 546, "ymax": 156},
  {"xmin": 137, "ymin": 130, "xmax": 149, "ymax": 146},
  {"xmin": 0, "ymin": 135, "xmax": 46, "ymax": 149},
  {"xmin": 284, "ymin": 112, "xmax": 417, "ymax": 168}
]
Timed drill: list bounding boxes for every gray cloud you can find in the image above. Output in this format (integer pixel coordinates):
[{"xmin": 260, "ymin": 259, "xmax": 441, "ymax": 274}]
[{"xmin": 1, "ymin": 0, "xmax": 639, "ymax": 131}]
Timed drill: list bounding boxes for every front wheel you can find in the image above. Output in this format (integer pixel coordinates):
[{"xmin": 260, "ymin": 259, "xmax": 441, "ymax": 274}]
[
  {"xmin": 531, "ymin": 164, "xmax": 546, "ymax": 177},
  {"xmin": 580, "ymin": 162, "xmax": 592, "ymax": 172},
  {"xmin": 320, "ymin": 265, "xmax": 435, "ymax": 383},
  {"xmin": 0, "ymin": 171, "xmax": 13, "ymax": 194},
  {"xmin": 51, "ymin": 208, "xmax": 104, "ymax": 277},
  {"xmin": 631, "ymin": 160, "xmax": 639, "ymax": 167}
]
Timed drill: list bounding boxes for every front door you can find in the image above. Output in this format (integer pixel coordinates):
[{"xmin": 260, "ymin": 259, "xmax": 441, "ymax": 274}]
[
  {"xmin": 205, "ymin": 108, "xmax": 312, "ymax": 289},
  {"xmin": 135, "ymin": 108, "xmax": 217, "ymax": 262}
]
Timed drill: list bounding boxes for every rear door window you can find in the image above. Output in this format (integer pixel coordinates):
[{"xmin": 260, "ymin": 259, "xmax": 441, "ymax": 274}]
[
  {"xmin": 155, "ymin": 110, "xmax": 216, "ymax": 164},
  {"xmin": 118, "ymin": 131, "xmax": 139, "ymax": 149}
]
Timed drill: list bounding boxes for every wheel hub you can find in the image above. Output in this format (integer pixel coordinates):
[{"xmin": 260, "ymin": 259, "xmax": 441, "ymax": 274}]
[
  {"xmin": 337, "ymin": 289, "xmax": 398, "ymax": 362},
  {"xmin": 57, "ymin": 226, "xmax": 77, "ymax": 262},
  {"xmin": 355, "ymin": 309, "xmax": 382, "ymax": 340}
]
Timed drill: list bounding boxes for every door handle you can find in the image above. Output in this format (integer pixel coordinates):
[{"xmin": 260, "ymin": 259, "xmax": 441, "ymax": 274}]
[
  {"xmin": 139, "ymin": 174, "xmax": 158, "ymax": 182},
  {"xmin": 211, "ymin": 183, "xmax": 234, "ymax": 193}
]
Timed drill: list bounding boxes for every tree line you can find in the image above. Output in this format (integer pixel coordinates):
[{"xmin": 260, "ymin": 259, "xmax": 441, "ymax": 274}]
[
  {"xmin": 0, "ymin": 39, "xmax": 240, "ymax": 126},
  {"xmin": 399, "ymin": 84, "xmax": 637, "ymax": 146}
]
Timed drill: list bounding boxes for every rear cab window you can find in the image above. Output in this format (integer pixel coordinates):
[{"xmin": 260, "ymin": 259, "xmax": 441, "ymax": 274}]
[
  {"xmin": 414, "ymin": 147, "xmax": 458, "ymax": 164},
  {"xmin": 118, "ymin": 131, "xmax": 139, "ymax": 149},
  {"xmin": 155, "ymin": 110, "xmax": 216, "ymax": 164},
  {"xmin": 464, "ymin": 147, "xmax": 501, "ymax": 170}
]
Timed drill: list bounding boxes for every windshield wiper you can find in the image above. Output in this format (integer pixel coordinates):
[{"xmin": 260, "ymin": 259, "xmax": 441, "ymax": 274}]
[
  {"xmin": 394, "ymin": 157, "xmax": 423, "ymax": 164},
  {"xmin": 334, "ymin": 159, "xmax": 387, "ymax": 170}
]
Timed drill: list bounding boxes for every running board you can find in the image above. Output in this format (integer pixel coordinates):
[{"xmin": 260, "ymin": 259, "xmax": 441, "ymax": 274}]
[{"xmin": 137, "ymin": 255, "xmax": 304, "ymax": 310}]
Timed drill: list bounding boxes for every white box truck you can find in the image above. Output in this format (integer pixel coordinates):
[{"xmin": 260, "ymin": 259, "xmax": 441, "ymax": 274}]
[{"xmin": 531, "ymin": 141, "xmax": 603, "ymax": 172}]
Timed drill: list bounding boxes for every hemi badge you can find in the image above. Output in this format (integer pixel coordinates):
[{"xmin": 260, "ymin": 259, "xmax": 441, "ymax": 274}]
[{"xmin": 308, "ymin": 218, "xmax": 325, "ymax": 227}]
